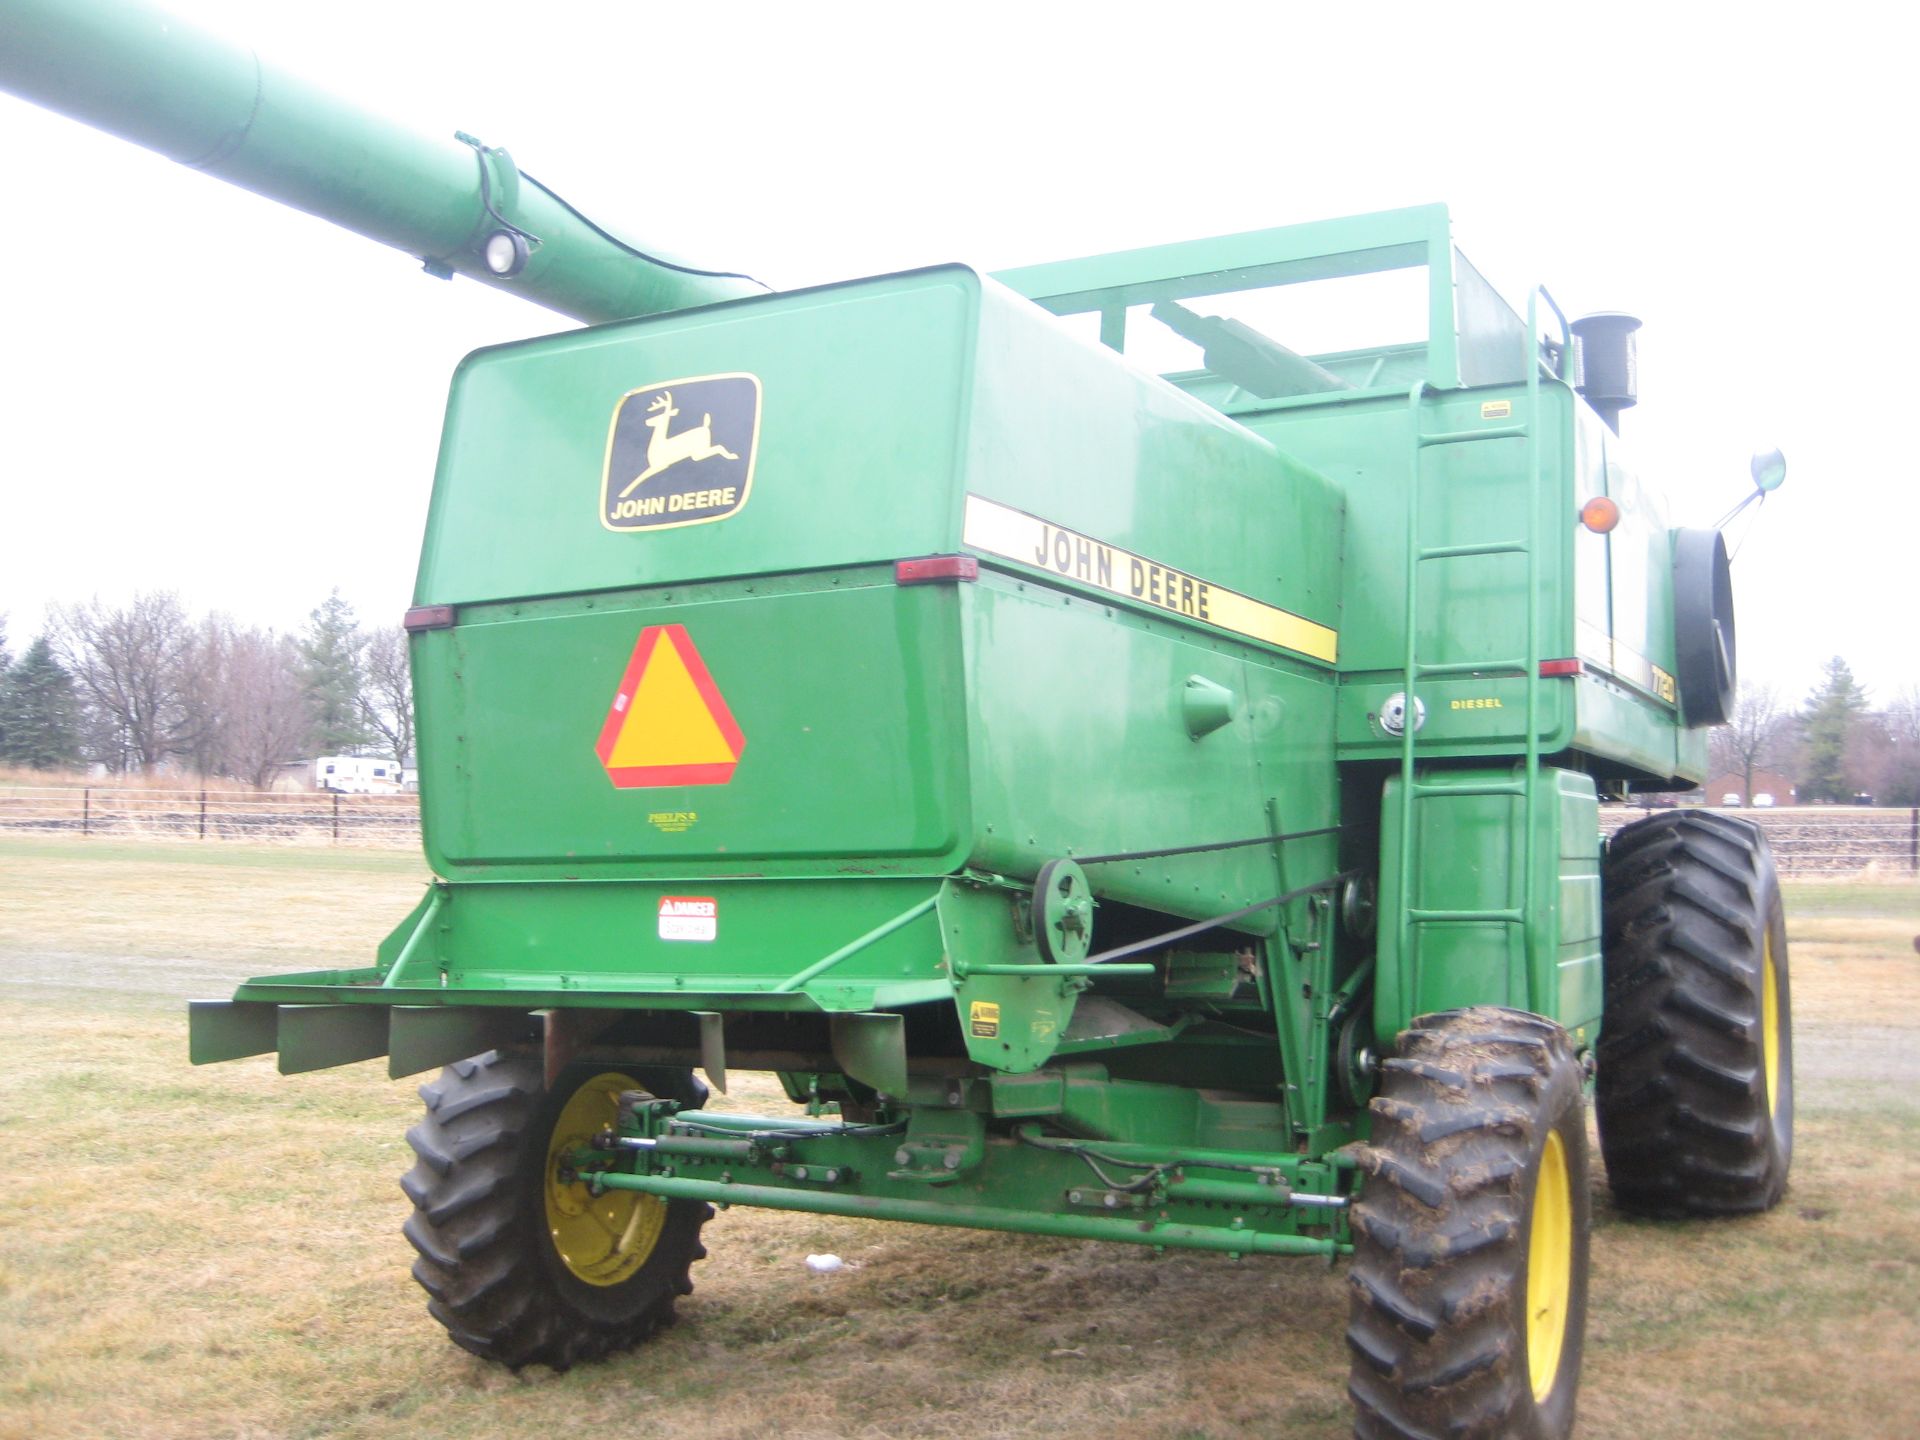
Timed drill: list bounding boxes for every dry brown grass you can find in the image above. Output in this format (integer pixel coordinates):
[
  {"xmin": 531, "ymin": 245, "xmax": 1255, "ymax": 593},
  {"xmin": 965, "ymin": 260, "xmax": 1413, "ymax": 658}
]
[{"xmin": 0, "ymin": 841, "xmax": 1915, "ymax": 1439}]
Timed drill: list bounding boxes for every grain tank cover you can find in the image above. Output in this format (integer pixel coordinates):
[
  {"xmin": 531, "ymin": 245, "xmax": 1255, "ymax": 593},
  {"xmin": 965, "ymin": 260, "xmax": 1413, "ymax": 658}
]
[{"xmin": 412, "ymin": 267, "xmax": 1343, "ymax": 876}]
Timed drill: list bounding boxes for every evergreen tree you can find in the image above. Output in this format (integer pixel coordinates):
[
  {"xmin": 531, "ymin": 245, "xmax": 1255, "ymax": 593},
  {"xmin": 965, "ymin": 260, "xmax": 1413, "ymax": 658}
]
[
  {"xmin": 0, "ymin": 636, "xmax": 82, "ymax": 770},
  {"xmin": 1798, "ymin": 656, "xmax": 1868, "ymax": 802},
  {"xmin": 298, "ymin": 590, "xmax": 368, "ymax": 754},
  {"xmin": 0, "ymin": 614, "xmax": 10, "ymax": 759}
]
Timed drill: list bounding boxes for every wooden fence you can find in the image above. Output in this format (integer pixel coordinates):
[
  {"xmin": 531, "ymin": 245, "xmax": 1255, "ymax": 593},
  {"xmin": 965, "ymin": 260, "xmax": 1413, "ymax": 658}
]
[
  {"xmin": 1, "ymin": 786, "xmax": 1915, "ymax": 873},
  {"xmin": 0, "ymin": 785, "xmax": 419, "ymax": 846},
  {"xmin": 1599, "ymin": 804, "xmax": 1920, "ymax": 876}
]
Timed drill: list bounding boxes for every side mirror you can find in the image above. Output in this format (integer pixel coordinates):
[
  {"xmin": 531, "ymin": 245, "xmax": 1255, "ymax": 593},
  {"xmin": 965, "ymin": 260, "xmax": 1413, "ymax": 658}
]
[{"xmin": 1750, "ymin": 447, "xmax": 1787, "ymax": 492}]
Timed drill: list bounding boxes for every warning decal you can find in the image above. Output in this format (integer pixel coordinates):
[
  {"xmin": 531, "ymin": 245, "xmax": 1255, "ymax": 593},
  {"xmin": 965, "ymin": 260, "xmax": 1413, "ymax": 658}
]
[
  {"xmin": 658, "ymin": 896, "xmax": 718, "ymax": 942},
  {"xmin": 969, "ymin": 1001, "xmax": 1000, "ymax": 1039},
  {"xmin": 595, "ymin": 624, "xmax": 746, "ymax": 789}
]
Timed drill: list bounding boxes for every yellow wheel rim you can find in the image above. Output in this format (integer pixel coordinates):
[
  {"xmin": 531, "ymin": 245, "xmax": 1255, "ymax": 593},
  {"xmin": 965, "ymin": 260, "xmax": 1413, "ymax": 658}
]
[
  {"xmin": 543, "ymin": 1071, "xmax": 667, "ymax": 1287},
  {"xmin": 1526, "ymin": 1129, "xmax": 1573, "ymax": 1404},
  {"xmin": 1762, "ymin": 930, "xmax": 1781, "ymax": 1119}
]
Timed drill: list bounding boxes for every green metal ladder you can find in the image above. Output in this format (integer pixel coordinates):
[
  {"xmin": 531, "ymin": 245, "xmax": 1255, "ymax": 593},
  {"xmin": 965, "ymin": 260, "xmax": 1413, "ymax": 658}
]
[{"xmin": 1393, "ymin": 290, "xmax": 1569, "ymax": 1008}]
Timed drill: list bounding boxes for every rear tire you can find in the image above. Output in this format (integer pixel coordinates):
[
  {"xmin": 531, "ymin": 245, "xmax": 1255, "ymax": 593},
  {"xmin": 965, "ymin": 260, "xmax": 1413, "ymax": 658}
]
[
  {"xmin": 1347, "ymin": 1007, "xmax": 1590, "ymax": 1440},
  {"xmin": 401, "ymin": 1050, "xmax": 712, "ymax": 1369},
  {"xmin": 1598, "ymin": 810, "xmax": 1793, "ymax": 1216}
]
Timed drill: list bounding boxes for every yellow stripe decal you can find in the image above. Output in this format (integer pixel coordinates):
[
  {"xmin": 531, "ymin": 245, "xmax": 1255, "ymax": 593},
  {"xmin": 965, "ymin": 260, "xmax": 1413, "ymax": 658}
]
[{"xmin": 962, "ymin": 494, "xmax": 1339, "ymax": 664}]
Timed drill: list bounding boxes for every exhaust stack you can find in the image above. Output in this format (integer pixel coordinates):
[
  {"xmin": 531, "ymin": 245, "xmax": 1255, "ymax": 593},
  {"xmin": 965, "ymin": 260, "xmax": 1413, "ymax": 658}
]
[{"xmin": 1570, "ymin": 312, "xmax": 1641, "ymax": 434}]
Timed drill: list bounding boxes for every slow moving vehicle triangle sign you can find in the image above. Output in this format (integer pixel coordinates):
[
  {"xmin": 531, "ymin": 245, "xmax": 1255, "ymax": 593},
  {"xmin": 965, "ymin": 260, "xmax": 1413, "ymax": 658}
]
[{"xmin": 595, "ymin": 624, "xmax": 745, "ymax": 787}]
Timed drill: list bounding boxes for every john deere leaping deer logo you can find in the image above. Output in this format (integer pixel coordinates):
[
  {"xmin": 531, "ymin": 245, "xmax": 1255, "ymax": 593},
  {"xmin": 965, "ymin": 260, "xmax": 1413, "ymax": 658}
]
[
  {"xmin": 601, "ymin": 373, "xmax": 760, "ymax": 532},
  {"xmin": 619, "ymin": 392, "xmax": 739, "ymax": 495}
]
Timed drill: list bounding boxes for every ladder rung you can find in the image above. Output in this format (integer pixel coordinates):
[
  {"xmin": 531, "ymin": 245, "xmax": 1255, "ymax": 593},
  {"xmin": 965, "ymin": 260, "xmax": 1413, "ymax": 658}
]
[
  {"xmin": 1418, "ymin": 540, "xmax": 1527, "ymax": 561},
  {"xmin": 1417, "ymin": 423, "xmax": 1528, "ymax": 448},
  {"xmin": 1410, "ymin": 782, "xmax": 1527, "ymax": 799},
  {"xmin": 1413, "ymin": 659, "xmax": 1527, "ymax": 678},
  {"xmin": 1408, "ymin": 908, "xmax": 1525, "ymax": 924}
]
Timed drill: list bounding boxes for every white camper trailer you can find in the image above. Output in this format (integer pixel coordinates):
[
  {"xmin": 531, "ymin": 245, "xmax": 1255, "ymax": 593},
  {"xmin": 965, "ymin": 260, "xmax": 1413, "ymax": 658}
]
[{"xmin": 314, "ymin": 756, "xmax": 408, "ymax": 795}]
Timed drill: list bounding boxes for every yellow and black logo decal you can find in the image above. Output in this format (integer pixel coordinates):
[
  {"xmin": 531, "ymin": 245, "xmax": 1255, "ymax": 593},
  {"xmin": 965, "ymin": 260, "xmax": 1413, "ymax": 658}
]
[
  {"xmin": 602, "ymin": 373, "xmax": 760, "ymax": 532},
  {"xmin": 969, "ymin": 1001, "xmax": 1001, "ymax": 1039}
]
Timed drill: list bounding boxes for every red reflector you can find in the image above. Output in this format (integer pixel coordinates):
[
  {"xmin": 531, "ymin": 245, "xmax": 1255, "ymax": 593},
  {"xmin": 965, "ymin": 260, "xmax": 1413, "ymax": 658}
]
[
  {"xmin": 1539, "ymin": 658, "xmax": 1582, "ymax": 677},
  {"xmin": 895, "ymin": 555, "xmax": 980, "ymax": 585},
  {"xmin": 403, "ymin": 604, "xmax": 456, "ymax": 633}
]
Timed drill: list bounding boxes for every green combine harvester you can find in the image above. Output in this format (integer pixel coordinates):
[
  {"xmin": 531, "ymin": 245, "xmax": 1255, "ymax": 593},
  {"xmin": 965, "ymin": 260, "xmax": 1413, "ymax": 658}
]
[{"xmin": 2, "ymin": 3, "xmax": 1794, "ymax": 1434}]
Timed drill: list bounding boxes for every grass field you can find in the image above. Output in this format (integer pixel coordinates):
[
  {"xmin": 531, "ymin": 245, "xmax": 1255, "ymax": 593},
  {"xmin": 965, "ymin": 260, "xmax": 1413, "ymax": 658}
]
[{"xmin": 1, "ymin": 835, "xmax": 1915, "ymax": 1439}]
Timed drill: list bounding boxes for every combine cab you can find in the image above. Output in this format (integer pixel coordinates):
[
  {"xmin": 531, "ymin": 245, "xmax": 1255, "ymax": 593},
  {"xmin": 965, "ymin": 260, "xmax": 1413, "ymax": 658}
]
[{"xmin": 3, "ymin": 4, "xmax": 1792, "ymax": 1434}]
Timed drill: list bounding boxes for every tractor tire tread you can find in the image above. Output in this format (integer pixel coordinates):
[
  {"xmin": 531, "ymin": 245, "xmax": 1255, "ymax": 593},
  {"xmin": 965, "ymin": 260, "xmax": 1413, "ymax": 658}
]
[
  {"xmin": 1346, "ymin": 1006, "xmax": 1589, "ymax": 1440},
  {"xmin": 1597, "ymin": 810, "xmax": 1792, "ymax": 1217},
  {"xmin": 401, "ymin": 1049, "xmax": 710, "ymax": 1371}
]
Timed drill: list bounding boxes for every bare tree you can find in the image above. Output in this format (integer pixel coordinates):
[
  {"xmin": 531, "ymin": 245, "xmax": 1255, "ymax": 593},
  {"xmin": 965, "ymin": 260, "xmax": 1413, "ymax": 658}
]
[
  {"xmin": 1847, "ymin": 686, "xmax": 1920, "ymax": 807},
  {"xmin": 224, "ymin": 628, "xmax": 314, "ymax": 789},
  {"xmin": 52, "ymin": 591, "xmax": 196, "ymax": 772},
  {"xmin": 358, "ymin": 626, "xmax": 415, "ymax": 765},
  {"xmin": 1710, "ymin": 682, "xmax": 1787, "ymax": 804},
  {"xmin": 174, "ymin": 612, "xmax": 238, "ymax": 778}
]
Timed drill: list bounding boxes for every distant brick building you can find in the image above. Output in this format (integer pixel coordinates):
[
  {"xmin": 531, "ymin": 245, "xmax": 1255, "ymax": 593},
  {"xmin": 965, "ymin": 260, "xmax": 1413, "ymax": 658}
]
[{"xmin": 1704, "ymin": 769, "xmax": 1796, "ymax": 807}]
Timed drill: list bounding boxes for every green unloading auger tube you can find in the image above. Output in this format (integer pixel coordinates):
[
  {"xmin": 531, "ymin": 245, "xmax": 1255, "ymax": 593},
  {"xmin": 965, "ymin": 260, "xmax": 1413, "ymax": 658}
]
[{"xmin": 0, "ymin": 0, "xmax": 765, "ymax": 323}]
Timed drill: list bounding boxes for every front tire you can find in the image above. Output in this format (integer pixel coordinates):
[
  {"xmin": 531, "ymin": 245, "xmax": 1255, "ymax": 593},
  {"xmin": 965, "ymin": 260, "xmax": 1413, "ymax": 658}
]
[
  {"xmin": 1597, "ymin": 810, "xmax": 1793, "ymax": 1216},
  {"xmin": 400, "ymin": 1050, "xmax": 712, "ymax": 1369},
  {"xmin": 1346, "ymin": 1007, "xmax": 1591, "ymax": 1440}
]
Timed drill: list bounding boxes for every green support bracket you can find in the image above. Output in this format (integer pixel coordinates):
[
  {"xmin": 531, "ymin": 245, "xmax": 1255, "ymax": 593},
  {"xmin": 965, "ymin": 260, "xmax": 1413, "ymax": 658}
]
[
  {"xmin": 276, "ymin": 1004, "xmax": 389, "ymax": 1075},
  {"xmin": 387, "ymin": 1006, "xmax": 535, "ymax": 1080},
  {"xmin": 693, "ymin": 1010, "xmax": 728, "ymax": 1094},
  {"xmin": 828, "ymin": 1012, "xmax": 907, "ymax": 1098},
  {"xmin": 187, "ymin": 999, "xmax": 278, "ymax": 1066}
]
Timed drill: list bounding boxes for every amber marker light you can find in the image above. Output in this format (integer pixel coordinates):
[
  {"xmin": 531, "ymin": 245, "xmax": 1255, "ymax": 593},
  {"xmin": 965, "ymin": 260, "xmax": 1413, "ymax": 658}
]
[{"xmin": 1580, "ymin": 496, "xmax": 1621, "ymax": 533}]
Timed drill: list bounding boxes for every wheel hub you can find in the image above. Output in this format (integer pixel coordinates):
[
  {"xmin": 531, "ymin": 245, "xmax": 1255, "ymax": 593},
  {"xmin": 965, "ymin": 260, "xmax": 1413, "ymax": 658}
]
[
  {"xmin": 1762, "ymin": 931, "xmax": 1781, "ymax": 1118},
  {"xmin": 543, "ymin": 1071, "xmax": 667, "ymax": 1286},
  {"xmin": 1527, "ymin": 1128, "xmax": 1573, "ymax": 1402}
]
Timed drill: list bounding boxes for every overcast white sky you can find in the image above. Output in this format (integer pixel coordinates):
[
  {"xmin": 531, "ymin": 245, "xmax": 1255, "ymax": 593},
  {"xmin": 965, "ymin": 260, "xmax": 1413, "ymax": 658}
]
[{"xmin": 0, "ymin": 1, "xmax": 1911, "ymax": 704}]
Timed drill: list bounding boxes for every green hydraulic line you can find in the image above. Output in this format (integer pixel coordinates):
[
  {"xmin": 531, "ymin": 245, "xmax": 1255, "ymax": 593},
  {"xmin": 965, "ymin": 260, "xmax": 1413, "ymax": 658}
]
[
  {"xmin": 0, "ymin": 0, "xmax": 765, "ymax": 323},
  {"xmin": 590, "ymin": 1172, "xmax": 1343, "ymax": 1257},
  {"xmin": 669, "ymin": 1112, "xmax": 853, "ymax": 1135}
]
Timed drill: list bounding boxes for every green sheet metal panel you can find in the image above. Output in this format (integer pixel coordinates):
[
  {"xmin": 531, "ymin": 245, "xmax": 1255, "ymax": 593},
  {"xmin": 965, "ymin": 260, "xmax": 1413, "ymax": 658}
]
[
  {"xmin": 416, "ymin": 266, "xmax": 1346, "ymax": 886},
  {"xmin": 416, "ymin": 579, "xmax": 969, "ymax": 873},
  {"xmin": 1553, "ymin": 772, "xmax": 1603, "ymax": 1044},
  {"xmin": 1375, "ymin": 765, "xmax": 1599, "ymax": 1044},
  {"xmin": 376, "ymin": 875, "xmax": 953, "ymax": 1013},
  {"xmin": 958, "ymin": 280, "xmax": 1345, "ymax": 655},
  {"xmin": 958, "ymin": 575, "xmax": 1337, "ymax": 928},
  {"xmin": 416, "ymin": 268, "xmax": 981, "ymax": 609}
]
